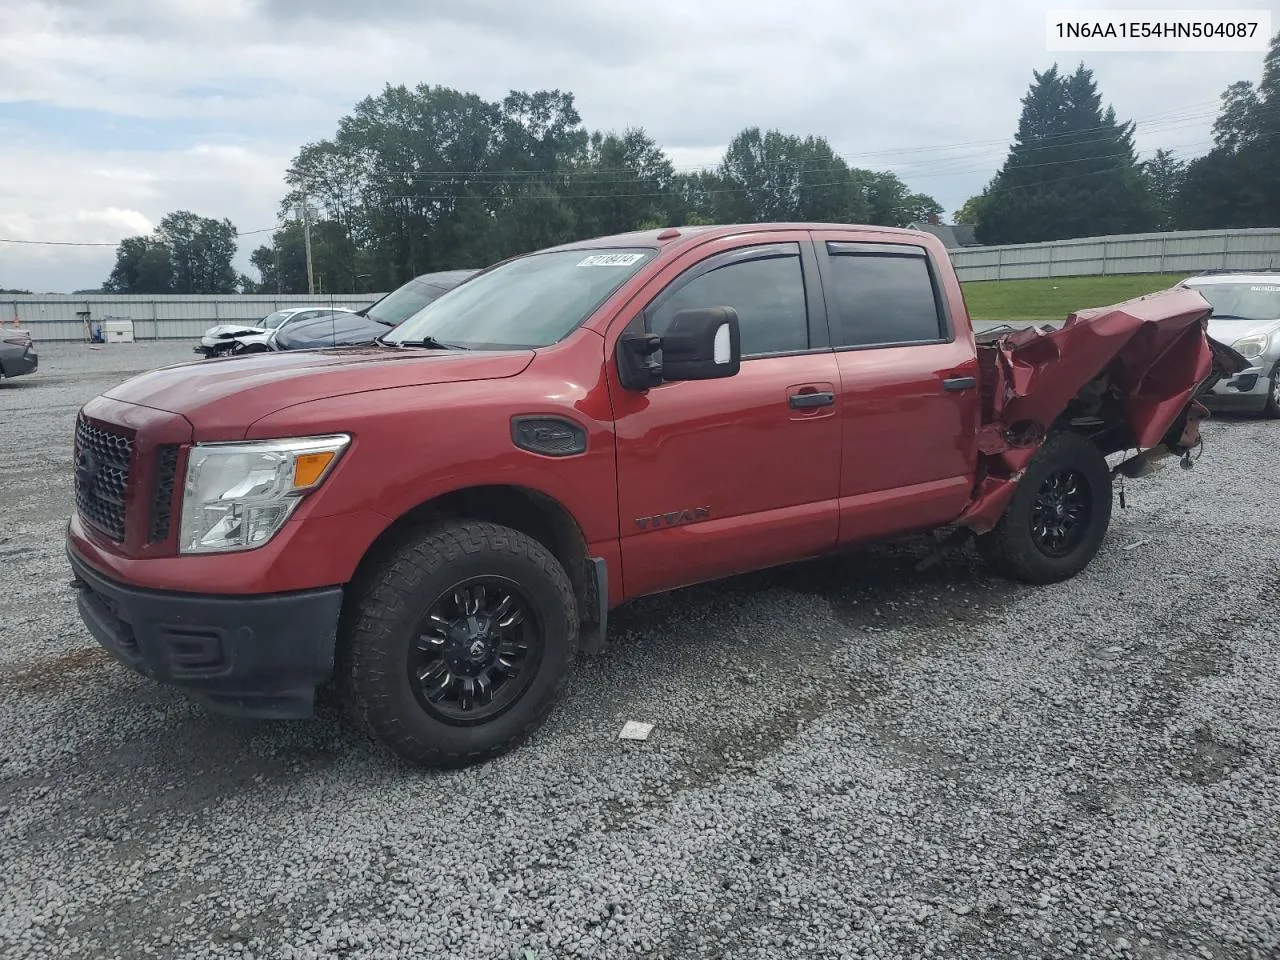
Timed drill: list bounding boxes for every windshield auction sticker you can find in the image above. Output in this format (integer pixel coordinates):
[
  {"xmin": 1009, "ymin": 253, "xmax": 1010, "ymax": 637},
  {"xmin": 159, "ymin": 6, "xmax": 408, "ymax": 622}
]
[
  {"xmin": 1046, "ymin": 10, "xmax": 1271, "ymax": 51},
  {"xmin": 577, "ymin": 254, "xmax": 646, "ymax": 267}
]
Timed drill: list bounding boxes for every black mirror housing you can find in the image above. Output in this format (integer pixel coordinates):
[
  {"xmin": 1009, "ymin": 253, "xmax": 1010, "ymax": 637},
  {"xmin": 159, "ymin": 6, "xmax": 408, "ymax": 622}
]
[
  {"xmin": 617, "ymin": 307, "xmax": 741, "ymax": 390},
  {"xmin": 661, "ymin": 307, "xmax": 741, "ymax": 381}
]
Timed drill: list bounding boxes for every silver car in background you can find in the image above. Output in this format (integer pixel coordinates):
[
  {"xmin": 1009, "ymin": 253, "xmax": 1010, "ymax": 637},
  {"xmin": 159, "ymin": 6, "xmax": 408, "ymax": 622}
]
[{"xmin": 1179, "ymin": 272, "xmax": 1280, "ymax": 418}]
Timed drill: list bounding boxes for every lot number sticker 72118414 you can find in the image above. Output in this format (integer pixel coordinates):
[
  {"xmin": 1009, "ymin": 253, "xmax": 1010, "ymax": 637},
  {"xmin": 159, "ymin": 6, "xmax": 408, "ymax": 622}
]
[{"xmin": 577, "ymin": 253, "xmax": 646, "ymax": 267}]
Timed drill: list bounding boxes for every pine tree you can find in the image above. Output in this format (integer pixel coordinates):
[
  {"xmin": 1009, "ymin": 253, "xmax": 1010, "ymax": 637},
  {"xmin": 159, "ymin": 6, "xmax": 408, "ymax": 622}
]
[
  {"xmin": 1141, "ymin": 149, "xmax": 1186, "ymax": 230},
  {"xmin": 976, "ymin": 63, "xmax": 1155, "ymax": 244}
]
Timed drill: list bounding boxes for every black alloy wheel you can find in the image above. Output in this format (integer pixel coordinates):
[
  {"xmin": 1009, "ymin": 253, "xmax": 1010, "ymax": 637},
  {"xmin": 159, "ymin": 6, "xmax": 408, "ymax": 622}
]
[
  {"xmin": 407, "ymin": 577, "xmax": 541, "ymax": 724},
  {"xmin": 976, "ymin": 431, "xmax": 1112, "ymax": 584},
  {"xmin": 1029, "ymin": 467, "xmax": 1092, "ymax": 558},
  {"xmin": 342, "ymin": 520, "xmax": 579, "ymax": 768}
]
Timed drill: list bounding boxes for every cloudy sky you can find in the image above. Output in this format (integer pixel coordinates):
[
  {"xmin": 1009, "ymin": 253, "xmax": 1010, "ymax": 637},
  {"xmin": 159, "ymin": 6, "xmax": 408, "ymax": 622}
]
[{"xmin": 1, "ymin": 0, "xmax": 1275, "ymax": 292}]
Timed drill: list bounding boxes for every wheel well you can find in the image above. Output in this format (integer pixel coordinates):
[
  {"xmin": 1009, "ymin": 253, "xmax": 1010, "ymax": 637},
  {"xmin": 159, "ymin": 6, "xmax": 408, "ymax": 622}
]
[
  {"xmin": 1052, "ymin": 365, "xmax": 1139, "ymax": 457},
  {"xmin": 348, "ymin": 485, "xmax": 602, "ymax": 645}
]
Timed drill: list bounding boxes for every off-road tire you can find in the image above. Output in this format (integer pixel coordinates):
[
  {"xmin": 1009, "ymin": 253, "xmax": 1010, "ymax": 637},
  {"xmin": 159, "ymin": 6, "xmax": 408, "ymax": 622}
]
[
  {"xmin": 1263, "ymin": 366, "xmax": 1280, "ymax": 420},
  {"xmin": 342, "ymin": 520, "xmax": 578, "ymax": 768},
  {"xmin": 976, "ymin": 431, "xmax": 1112, "ymax": 585}
]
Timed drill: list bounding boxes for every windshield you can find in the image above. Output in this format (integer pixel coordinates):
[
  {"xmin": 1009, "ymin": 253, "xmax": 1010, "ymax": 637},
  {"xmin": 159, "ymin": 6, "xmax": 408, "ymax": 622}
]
[
  {"xmin": 260, "ymin": 310, "xmax": 293, "ymax": 330},
  {"xmin": 383, "ymin": 248, "xmax": 655, "ymax": 349},
  {"xmin": 1194, "ymin": 282, "xmax": 1280, "ymax": 323}
]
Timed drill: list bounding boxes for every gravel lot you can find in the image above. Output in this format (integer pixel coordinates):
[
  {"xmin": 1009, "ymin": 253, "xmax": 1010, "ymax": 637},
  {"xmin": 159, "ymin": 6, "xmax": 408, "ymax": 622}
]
[{"xmin": 2, "ymin": 341, "xmax": 1278, "ymax": 960}]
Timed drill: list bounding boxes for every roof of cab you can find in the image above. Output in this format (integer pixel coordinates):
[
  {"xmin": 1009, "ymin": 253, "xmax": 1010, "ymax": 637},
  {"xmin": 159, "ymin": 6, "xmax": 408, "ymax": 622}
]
[{"xmin": 538, "ymin": 222, "xmax": 938, "ymax": 254}]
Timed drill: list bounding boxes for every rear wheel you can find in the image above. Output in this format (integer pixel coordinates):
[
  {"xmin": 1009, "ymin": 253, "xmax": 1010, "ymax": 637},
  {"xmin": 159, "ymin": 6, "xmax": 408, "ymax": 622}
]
[
  {"xmin": 342, "ymin": 521, "xmax": 578, "ymax": 768},
  {"xmin": 977, "ymin": 432, "xmax": 1112, "ymax": 584}
]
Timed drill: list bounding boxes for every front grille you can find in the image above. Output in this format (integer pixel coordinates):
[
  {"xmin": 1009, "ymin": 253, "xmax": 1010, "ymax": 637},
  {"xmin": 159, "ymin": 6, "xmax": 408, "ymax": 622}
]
[
  {"xmin": 75, "ymin": 416, "xmax": 134, "ymax": 541},
  {"xmin": 148, "ymin": 445, "xmax": 179, "ymax": 543}
]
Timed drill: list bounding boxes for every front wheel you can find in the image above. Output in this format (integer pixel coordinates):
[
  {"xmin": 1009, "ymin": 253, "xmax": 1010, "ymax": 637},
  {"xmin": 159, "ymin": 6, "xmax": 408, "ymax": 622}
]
[
  {"xmin": 976, "ymin": 432, "xmax": 1112, "ymax": 584},
  {"xmin": 342, "ymin": 521, "xmax": 579, "ymax": 768},
  {"xmin": 1263, "ymin": 367, "xmax": 1280, "ymax": 420}
]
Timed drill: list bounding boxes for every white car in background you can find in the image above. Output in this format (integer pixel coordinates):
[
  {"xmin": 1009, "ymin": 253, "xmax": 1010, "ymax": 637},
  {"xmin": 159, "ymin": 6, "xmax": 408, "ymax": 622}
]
[
  {"xmin": 1179, "ymin": 272, "xmax": 1280, "ymax": 418},
  {"xmin": 195, "ymin": 306, "xmax": 357, "ymax": 358}
]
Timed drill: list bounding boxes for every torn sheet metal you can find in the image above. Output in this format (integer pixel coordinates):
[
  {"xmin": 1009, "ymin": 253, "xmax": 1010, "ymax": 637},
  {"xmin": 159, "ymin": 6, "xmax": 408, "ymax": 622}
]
[{"xmin": 957, "ymin": 286, "xmax": 1247, "ymax": 533}]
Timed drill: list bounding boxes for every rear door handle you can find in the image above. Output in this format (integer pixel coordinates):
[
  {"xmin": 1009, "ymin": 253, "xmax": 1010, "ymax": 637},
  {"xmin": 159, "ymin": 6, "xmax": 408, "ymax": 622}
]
[
  {"xmin": 942, "ymin": 376, "xmax": 976, "ymax": 392},
  {"xmin": 789, "ymin": 391, "xmax": 835, "ymax": 409}
]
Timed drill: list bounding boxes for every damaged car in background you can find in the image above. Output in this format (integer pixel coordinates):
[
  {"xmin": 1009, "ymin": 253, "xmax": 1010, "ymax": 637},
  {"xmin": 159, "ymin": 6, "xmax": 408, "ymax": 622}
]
[
  {"xmin": 273, "ymin": 270, "xmax": 477, "ymax": 351},
  {"xmin": 0, "ymin": 326, "xmax": 38, "ymax": 381},
  {"xmin": 195, "ymin": 306, "xmax": 356, "ymax": 358},
  {"xmin": 1177, "ymin": 271, "xmax": 1280, "ymax": 418},
  {"xmin": 197, "ymin": 270, "xmax": 479, "ymax": 357},
  {"xmin": 273, "ymin": 269, "xmax": 479, "ymax": 351},
  {"xmin": 66, "ymin": 224, "xmax": 1245, "ymax": 770}
]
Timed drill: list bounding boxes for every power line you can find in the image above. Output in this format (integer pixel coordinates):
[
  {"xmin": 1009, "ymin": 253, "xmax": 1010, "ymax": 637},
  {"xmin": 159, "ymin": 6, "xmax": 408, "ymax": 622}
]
[
  {"xmin": 272, "ymin": 112, "xmax": 1220, "ymax": 210},
  {"xmin": 340, "ymin": 140, "xmax": 1218, "ymax": 206},
  {"xmin": 283, "ymin": 102, "xmax": 1222, "ymax": 185},
  {"xmin": 286, "ymin": 126, "xmax": 1232, "ymax": 217},
  {"xmin": 0, "ymin": 237, "xmax": 119, "ymax": 247},
  {"xmin": 0, "ymin": 225, "xmax": 278, "ymax": 247},
  {"xmin": 353, "ymin": 130, "xmax": 1269, "ymax": 211},
  {"xmin": 290, "ymin": 129, "xmax": 1218, "ymax": 207}
]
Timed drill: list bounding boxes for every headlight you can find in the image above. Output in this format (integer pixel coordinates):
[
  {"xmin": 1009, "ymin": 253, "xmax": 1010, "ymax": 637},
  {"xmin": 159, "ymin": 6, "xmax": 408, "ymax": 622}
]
[
  {"xmin": 1231, "ymin": 333, "xmax": 1269, "ymax": 361},
  {"xmin": 179, "ymin": 435, "xmax": 350, "ymax": 554}
]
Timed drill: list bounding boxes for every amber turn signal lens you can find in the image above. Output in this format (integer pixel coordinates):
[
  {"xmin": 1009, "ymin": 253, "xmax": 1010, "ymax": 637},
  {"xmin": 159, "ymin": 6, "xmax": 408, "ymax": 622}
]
[{"xmin": 293, "ymin": 451, "xmax": 336, "ymax": 488}]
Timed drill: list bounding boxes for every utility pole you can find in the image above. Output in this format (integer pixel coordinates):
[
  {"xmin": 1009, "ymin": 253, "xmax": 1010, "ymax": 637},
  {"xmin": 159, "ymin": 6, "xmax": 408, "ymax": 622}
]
[{"xmin": 297, "ymin": 198, "xmax": 315, "ymax": 296}]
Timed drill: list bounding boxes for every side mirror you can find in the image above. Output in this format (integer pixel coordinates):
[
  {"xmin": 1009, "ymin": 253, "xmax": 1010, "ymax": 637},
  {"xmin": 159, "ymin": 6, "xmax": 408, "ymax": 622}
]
[{"xmin": 617, "ymin": 307, "xmax": 741, "ymax": 390}]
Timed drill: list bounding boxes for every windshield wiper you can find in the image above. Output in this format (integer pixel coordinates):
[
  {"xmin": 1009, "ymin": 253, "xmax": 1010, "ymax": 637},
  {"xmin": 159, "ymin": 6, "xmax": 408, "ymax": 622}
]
[
  {"xmin": 401, "ymin": 336, "xmax": 468, "ymax": 350},
  {"xmin": 1210, "ymin": 313, "xmax": 1252, "ymax": 321}
]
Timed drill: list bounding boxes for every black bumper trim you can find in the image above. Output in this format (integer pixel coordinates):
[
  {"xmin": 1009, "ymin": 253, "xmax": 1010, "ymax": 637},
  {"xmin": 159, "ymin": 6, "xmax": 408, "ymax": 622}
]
[
  {"xmin": 67, "ymin": 548, "xmax": 344, "ymax": 719},
  {"xmin": 1, "ymin": 351, "xmax": 38, "ymax": 378}
]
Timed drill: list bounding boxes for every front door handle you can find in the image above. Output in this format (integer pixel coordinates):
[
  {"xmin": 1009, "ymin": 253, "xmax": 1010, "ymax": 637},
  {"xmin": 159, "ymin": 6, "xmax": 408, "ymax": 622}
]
[
  {"xmin": 789, "ymin": 391, "xmax": 835, "ymax": 409},
  {"xmin": 942, "ymin": 376, "xmax": 977, "ymax": 392}
]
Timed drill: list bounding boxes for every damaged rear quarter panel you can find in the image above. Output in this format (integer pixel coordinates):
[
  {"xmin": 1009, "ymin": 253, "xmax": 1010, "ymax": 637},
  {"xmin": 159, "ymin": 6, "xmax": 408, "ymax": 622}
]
[{"xmin": 958, "ymin": 286, "xmax": 1240, "ymax": 532}]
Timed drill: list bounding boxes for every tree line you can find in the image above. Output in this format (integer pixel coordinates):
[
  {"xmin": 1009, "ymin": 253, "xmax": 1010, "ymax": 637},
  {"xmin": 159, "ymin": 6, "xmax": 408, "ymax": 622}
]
[
  {"xmin": 251, "ymin": 91, "xmax": 943, "ymax": 295},
  {"xmin": 100, "ymin": 31, "xmax": 1280, "ymax": 296},
  {"xmin": 961, "ymin": 31, "xmax": 1280, "ymax": 243}
]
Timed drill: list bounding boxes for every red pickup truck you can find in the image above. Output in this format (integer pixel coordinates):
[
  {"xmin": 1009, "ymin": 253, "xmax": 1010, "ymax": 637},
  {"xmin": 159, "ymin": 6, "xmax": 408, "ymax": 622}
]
[{"xmin": 66, "ymin": 223, "xmax": 1240, "ymax": 768}]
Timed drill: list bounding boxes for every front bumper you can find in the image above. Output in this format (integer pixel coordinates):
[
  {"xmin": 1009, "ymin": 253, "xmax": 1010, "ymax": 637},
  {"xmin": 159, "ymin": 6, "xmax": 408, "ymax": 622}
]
[
  {"xmin": 68, "ymin": 547, "xmax": 344, "ymax": 719},
  {"xmin": 2, "ymin": 347, "xmax": 38, "ymax": 378},
  {"xmin": 1201, "ymin": 363, "xmax": 1273, "ymax": 411}
]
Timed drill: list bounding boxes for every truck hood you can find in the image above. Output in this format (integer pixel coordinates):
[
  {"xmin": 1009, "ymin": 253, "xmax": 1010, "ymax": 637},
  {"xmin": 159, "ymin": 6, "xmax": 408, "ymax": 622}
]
[{"xmin": 104, "ymin": 345, "xmax": 535, "ymax": 435}]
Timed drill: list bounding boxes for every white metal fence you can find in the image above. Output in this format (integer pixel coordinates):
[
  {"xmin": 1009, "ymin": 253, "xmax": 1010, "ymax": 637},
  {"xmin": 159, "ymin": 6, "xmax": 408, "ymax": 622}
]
[
  {"xmin": 949, "ymin": 227, "xmax": 1280, "ymax": 282},
  {"xmin": 0, "ymin": 293, "xmax": 383, "ymax": 342}
]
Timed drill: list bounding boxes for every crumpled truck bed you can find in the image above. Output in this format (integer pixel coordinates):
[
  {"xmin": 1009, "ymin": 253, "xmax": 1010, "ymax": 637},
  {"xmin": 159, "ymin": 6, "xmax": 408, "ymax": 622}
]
[{"xmin": 958, "ymin": 286, "xmax": 1247, "ymax": 533}]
